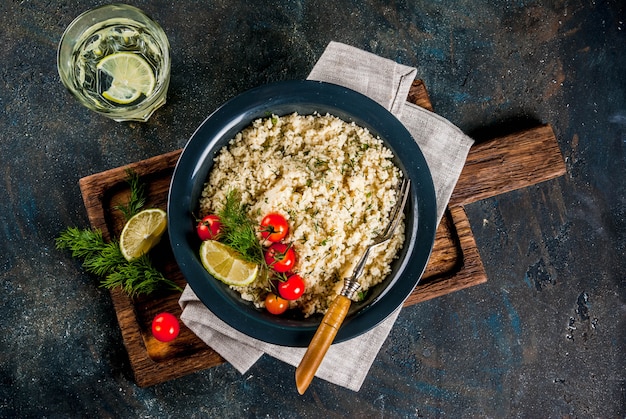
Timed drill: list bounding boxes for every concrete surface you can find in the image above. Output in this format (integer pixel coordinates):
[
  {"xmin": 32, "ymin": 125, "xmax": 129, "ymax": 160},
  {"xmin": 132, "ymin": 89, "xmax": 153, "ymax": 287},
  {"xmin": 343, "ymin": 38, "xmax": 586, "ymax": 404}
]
[{"xmin": 1, "ymin": 0, "xmax": 624, "ymax": 417}]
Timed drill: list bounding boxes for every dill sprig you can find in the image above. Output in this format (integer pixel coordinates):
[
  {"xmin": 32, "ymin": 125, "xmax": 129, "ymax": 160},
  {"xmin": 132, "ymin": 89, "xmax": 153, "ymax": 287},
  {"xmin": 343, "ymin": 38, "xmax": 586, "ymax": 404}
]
[
  {"xmin": 56, "ymin": 227, "xmax": 124, "ymax": 276},
  {"xmin": 55, "ymin": 226, "xmax": 109, "ymax": 262},
  {"xmin": 55, "ymin": 227, "xmax": 182, "ymax": 298},
  {"xmin": 82, "ymin": 240, "xmax": 126, "ymax": 277},
  {"xmin": 100, "ymin": 254, "xmax": 179, "ymax": 297},
  {"xmin": 114, "ymin": 169, "xmax": 146, "ymax": 220},
  {"xmin": 55, "ymin": 171, "xmax": 182, "ymax": 298},
  {"xmin": 218, "ymin": 189, "xmax": 264, "ymax": 265}
]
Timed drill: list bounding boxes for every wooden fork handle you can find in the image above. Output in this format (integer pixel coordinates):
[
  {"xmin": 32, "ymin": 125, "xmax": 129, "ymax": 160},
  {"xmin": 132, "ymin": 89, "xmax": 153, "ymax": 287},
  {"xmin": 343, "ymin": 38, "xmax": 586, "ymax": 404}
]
[{"xmin": 295, "ymin": 295, "xmax": 352, "ymax": 394}]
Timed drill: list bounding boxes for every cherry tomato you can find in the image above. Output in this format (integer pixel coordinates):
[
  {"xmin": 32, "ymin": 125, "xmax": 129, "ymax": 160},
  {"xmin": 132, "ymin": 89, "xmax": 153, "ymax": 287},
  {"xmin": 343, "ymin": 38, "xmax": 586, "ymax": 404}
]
[
  {"xmin": 278, "ymin": 274, "xmax": 305, "ymax": 300},
  {"xmin": 151, "ymin": 312, "xmax": 180, "ymax": 342},
  {"xmin": 260, "ymin": 213, "xmax": 289, "ymax": 243},
  {"xmin": 264, "ymin": 242, "xmax": 296, "ymax": 273},
  {"xmin": 196, "ymin": 214, "xmax": 222, "ymax": 241},
  {"xmin": 265, "ymin": 293, "xmax": 288, "ymax": 315}
]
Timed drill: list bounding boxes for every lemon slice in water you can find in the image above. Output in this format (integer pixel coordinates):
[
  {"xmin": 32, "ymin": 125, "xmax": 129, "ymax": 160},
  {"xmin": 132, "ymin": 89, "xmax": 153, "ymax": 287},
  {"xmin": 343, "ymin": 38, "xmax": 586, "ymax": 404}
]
[
  {"xmin": 119, "ymin": 209, "xmax": 167, "ymax": 261},
  {"xmin": 97, "ymin": 52, "xmax": 156, "ymax": 104},
  {"xmin": 199, "ymin": 240, "xmax": 259, "ymax": 286}
]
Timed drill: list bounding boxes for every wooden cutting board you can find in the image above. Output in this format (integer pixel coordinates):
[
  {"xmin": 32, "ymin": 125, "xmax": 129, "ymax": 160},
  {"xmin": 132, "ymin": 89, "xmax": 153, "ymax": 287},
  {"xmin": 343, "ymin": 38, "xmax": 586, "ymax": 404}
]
[{"xmin": 78, "ymin": 80, "xmax": 566, "ymax": 387}]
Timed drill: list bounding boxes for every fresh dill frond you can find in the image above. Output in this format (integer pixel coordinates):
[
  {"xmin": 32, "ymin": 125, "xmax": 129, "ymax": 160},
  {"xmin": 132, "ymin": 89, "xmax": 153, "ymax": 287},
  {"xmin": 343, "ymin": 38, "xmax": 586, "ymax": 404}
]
[
  {"xmin": 55, "ymin": 227, "xmax": 108, "ymax": 260},
  {"xmin": 218, "ymin": 189, "xmax": 264, "ymax": 265},
  {"xmin": 56, "ymin": 171, "xmax": 182, "ymax": 298},
  {"xmin": 82, "ymin": 240, "xmax": 126, "ymax": 277},
  {"xmin": 56, "ymin": 227, "xmax": 123, "ymax": 276},
  {"xmin": 101, "ymin": 254, "xmax": 181, "ymax": 298},
  {"xmin": 114, "ymin": 169, "xmax": 146, "ymax": 221},
  {"xmin": 56, "ymin": 226, "xmax": 182, "ymax": 297}
]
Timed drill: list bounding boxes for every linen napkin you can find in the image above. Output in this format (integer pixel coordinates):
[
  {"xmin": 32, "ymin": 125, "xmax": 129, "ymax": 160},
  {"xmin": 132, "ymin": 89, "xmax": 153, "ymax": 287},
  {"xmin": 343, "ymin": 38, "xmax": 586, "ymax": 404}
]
[{"xmin": 179, "ymin": 41, "xmax": 474, "ymax": 392}]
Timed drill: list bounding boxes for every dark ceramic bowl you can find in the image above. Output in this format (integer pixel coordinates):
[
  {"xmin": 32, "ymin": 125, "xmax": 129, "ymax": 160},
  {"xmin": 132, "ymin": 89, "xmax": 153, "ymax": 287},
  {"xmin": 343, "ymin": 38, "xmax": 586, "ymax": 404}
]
[{"xmin": 168, "ymin": 80, "xmax": 436, "ymax": 347}]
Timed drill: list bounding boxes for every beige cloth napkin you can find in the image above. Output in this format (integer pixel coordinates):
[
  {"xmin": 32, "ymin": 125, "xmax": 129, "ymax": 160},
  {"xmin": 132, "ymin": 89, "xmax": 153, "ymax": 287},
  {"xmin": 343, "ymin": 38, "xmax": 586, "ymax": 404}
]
[{"xmin": 179, "ymin": 41, "xmax": 474, "ymax": 392}]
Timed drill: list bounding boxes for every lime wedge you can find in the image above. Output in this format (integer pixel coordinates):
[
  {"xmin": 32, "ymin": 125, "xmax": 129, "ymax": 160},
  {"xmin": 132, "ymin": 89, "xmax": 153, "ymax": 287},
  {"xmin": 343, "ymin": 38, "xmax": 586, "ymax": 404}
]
[
  {"xmin": 199, "ymin": 240, "xmax": 259, "ymax": 286},
  {"xmin": 97, "ymin": 52, "xmax": 156, "ymax": 104},
  {"xmin": 119, "ymin": 209, "xmax": 167, "ymax": 261}
]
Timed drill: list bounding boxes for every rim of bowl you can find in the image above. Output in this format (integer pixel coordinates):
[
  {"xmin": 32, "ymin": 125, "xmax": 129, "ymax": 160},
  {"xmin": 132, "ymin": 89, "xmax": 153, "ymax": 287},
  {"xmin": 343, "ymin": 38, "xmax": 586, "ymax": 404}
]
[{"xmin": 168, "ymin": 80, "xmax": 437, "ymax": 347}]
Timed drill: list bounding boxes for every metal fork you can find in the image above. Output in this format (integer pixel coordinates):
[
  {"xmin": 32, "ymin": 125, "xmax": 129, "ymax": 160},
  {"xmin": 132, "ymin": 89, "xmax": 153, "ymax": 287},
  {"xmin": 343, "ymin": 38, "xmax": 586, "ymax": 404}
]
[{"xmin": 295, "ymin": 178, "xmax": 411, "ymax": 394}]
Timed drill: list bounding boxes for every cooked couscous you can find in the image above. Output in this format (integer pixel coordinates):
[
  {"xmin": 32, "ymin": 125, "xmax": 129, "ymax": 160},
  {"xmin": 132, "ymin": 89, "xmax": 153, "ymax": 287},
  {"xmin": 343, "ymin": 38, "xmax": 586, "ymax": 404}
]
[{"xmin": 199, "ymin": 112, "xmax": 405, "ymax": 316}]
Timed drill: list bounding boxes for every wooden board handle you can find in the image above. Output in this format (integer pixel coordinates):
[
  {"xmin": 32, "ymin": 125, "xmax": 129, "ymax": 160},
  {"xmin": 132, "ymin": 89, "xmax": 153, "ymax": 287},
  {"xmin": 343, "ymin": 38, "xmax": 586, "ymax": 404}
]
[
  {"xmin": 295, "ymin": 295, "xmax": 352, "ymax": 394},
  {"xmin": 449, "ymin": 124, "xmax": 566, "ymax": 207}
]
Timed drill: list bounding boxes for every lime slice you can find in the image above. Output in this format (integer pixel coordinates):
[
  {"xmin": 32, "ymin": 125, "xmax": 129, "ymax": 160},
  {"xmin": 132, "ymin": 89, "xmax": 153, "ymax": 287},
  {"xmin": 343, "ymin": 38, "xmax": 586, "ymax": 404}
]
[
  {"xmin": 119, "ymin": 209, "xmax": 167, "ymax": 261},
  {"xmin": 199, "ymin": 240, "xmax": 259, "ymax": 286},
  {"xmin": 97, "ymin": 52, "xmax": 156, "ymax": 104}
]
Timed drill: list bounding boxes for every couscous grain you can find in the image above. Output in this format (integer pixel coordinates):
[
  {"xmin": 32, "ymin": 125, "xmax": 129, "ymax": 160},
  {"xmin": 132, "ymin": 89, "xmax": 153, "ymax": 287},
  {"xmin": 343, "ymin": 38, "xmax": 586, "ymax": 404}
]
[{"xmin": 199, "ymin": 112, "xmax": 405, "ymax": 316}]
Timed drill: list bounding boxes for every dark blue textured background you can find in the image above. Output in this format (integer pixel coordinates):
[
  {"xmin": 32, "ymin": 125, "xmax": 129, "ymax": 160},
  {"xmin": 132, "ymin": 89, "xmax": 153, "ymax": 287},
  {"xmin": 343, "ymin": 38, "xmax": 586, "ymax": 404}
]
[{"xmin": 1, "ymin": 1, "xmax": 624, "ymax": 417}]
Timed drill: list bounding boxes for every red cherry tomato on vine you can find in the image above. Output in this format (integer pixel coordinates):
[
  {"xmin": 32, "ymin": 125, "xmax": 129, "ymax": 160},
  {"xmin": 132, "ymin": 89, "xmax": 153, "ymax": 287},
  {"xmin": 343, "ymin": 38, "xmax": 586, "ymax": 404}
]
[
  {"xmin": 265, "ymin": 293, "xmax": 288, "ymax": 315},
  {"xmin": 197, "ymin": 214, "xmax": 222, "ymax": 241},
  {"xmin": 264, "ymin": 242, "xmax": 296, "ymax": 273},
  {"xmin": 278, "ymin": 274, "xmax": 305, "ymax": 300},
  {"xmin": 260, "ymin": 213, "xmax": 289, "ymax": 243},
  {"xmin": 151, "ymin": 312, "xmax": 180, "ymax": 342}
]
